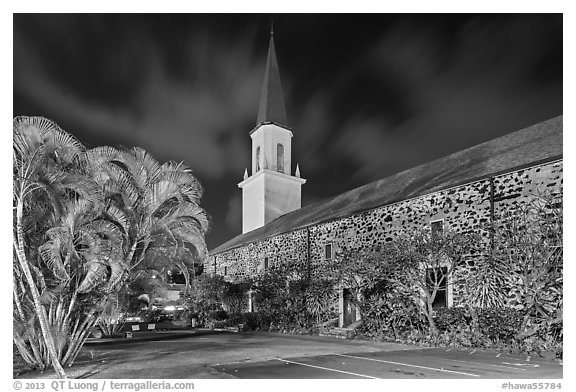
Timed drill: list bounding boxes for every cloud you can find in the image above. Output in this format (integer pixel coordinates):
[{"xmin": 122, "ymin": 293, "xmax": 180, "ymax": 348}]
[
  {"xmin": 13, "ymin": 21, "xmax": 263, "ymax": 181},
  {"xmin": 225, "ymin": 194, "xmax": 243, "ymax": 232},
  {"xmin": 329, "ymin": 15, "xmax": 562, "ymax": 184}
]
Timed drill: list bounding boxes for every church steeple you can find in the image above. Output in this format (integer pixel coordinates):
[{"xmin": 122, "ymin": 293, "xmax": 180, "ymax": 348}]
[
  {"xmin": 254, "ymin": 27, "xmax": 288, "ymax": 131},
  {"xmin": 238, "ymin": 26, "xmax": 306, "ymax": 234}
]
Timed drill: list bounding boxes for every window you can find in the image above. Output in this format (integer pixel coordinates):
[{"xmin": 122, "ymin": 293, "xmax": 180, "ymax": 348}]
[
  {"xmin": 255, "ymin": 147, "xmax": 261, "ymax": 172},
  {"xmin": 224, "ymin": 266, "xmax": 228, "ymax": 276},
  {"xmin": 277, "ymin": 143, "xmax": 284, "ymax": 173},
  {"xmin": 324, "ymin": 243, "xmax": 333, "ymax": 260},
  {"xmin": 258, "ymin": 257, "xmax": 269, "ymax": 272},
  {"xmin": 426, "ymin": 267, "xmax": 448, "ymax": 308},
  {"xmin": 431, "ymin": 219, "xmax": 444, "ymax": 237}
]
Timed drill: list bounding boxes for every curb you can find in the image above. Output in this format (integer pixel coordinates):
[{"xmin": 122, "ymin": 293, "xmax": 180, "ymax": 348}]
[{"xmin": 84, "ymin": 329, "xmax": 231, "ymax": 345}]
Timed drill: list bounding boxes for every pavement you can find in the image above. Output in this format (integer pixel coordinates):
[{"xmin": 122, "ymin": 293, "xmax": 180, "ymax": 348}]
[
  {"xmin": 84, "ymin": 328, "xmax": 226, "ymax": 345},
  {"xmin": 15, "ymin": 330, "xmax": 562, "ymax": 379},
  {"xmin": 215, "ymin": 347, "xmax": 562, "ymax": 379}
]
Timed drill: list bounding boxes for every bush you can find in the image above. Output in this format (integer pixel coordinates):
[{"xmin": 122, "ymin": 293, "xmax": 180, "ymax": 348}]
[
  {"xmin": 477, "ymin": 308, "xmax": 522, "ymax": 343},
  {"xmin": 208, "ymin": 309, "xmax": 229, "ymax": 321},
  {"xmin": 433, "ymin": 307, "xmax": 469, "ymax": 333},
  {"xmin": 355, "ymin": 304, "xmax": 562, "ymax": 355},
  {"xmin": 243, "ymin": 312, "xmax": 269, "ymax": 331},
  {"xmin": 227, "ymin": 312, "xmax": 244, "ymax": 326}
]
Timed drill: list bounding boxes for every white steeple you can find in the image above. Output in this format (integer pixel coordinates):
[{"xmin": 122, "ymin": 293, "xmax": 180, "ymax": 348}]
[{"xmin": 238, "ymin": 29, "xmax": 306, "ymax": 234}]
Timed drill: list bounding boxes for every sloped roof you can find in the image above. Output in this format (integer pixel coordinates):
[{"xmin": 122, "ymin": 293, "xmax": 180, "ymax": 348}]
[
  {"xmin": 253, "ymin": 33, "xmax": 288, "ymax": 131},
  {"xmin": 212, "ymin": 116, "xmax": 563, "ymax": 255}
]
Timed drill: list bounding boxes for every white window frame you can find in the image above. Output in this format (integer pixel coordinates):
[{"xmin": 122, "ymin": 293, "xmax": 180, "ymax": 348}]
[
  {"xmin": 258, "ymin": 256, "xmax": 269, "ymax": 272},
  {"xmin": 430, "ymin": 218, "xmax": 444, "ymax": 237},
  {"xmin": 419, "ymin": 261, "xmax": 454, "ymax": 308},
  {"xmin": 324, "ymin": 243, "xmax": 333, "ymax": 260}
]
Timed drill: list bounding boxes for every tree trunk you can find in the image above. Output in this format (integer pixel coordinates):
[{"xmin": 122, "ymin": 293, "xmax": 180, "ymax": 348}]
[
  {"xmin": 14, "ymin": 201, "xmax": 67, "ymax": 378},
  {"xmin": 425, "ymin": 298, "xmax": 438, "ymax": 336},
  {"xmin": 126, "ymin": 240, "xmax": 139, "ymax": 269}
]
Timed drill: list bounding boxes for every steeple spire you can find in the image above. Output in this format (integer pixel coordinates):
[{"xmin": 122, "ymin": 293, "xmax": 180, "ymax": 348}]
[{"xmin": 255, "ymin": 26, "xmax": 288, "ymax": 130}]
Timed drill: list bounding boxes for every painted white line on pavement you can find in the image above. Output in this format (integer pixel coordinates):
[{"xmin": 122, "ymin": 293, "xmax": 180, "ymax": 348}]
[
  {"xmin": 275, "ymin": 358, "xmax": 380, "ymax": 379},
  {"xmin": 498, "ymin": 356, "xmax": 562, "ymax": 366},
  {"xmin": 502, "ymin": 362, "xmax": 540, "ymax": 368},
  {"xmin": 336, "ymin": 354, "xmax": 480, "ymax": 377},
  {"xmin": 414, "ymin": 355, "xmax": 526, "ymax": 370}
]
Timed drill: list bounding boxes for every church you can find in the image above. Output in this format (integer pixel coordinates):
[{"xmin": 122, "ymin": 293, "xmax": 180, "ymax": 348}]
[{"xmin": 208, "ymin": 32, "xmax": 563, "ymax": 328}]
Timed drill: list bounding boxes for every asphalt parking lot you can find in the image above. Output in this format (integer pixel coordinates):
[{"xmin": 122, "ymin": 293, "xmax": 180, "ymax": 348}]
[
  {"xmin": 215, "ymin": 346, "xmax": 563, "ymax": 379},
  {"xmin": 17, "ymin": 331, "xmax": 562, "ymax": 379}
]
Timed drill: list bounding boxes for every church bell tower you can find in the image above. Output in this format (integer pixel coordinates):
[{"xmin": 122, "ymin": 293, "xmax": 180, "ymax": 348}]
[{"xmin": 238, "ymin": 29, "xmax": 306, "ymax": 233}]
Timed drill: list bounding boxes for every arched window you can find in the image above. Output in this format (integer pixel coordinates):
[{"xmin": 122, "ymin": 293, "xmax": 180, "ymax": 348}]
[
  {"xmin": 277, "ymin": 143, "xmax": 284, "ymax": 173},
  {"xmin": 255, "ymin": 146, "xmax": 261, "ymax": 172}
]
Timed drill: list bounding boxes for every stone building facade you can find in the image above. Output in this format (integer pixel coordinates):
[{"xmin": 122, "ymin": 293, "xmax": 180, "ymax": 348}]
[{"xmin": 208, "ymin": 32, "xmax": 563, "ymax": 327}]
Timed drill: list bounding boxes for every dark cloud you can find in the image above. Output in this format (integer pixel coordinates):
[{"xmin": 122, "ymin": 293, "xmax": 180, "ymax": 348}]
[
  {"xmin": 13, "ymin": 14, "xmax": 562, "ymax": 249},
  {"xmin": 225, "ymin": 194, "xmax": 243, "ymax": 233}
]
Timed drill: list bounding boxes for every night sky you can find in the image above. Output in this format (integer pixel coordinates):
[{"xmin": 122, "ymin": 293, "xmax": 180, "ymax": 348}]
[{"xmin": 13, "ymin": 14, "xmax": 563, "ymax": 250}]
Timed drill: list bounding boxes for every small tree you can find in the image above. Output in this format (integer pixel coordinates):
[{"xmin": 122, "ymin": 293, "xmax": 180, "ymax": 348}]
[
  {"xmin": 391, "ymin": 228, "xmax": 480, "ymax": 336},
  {"xmin": 333, "ymin": 244, "xmax": 425, "ymax": 340},
  {"xmin": 183, "ymin": 274, "xmax": 228, "ymax": 325},
  {"xmin": 492, "ymin": 192, "xmax": 563, "ymax": 354}
]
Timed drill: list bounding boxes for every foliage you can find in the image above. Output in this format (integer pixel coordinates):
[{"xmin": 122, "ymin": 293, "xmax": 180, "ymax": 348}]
[
  {"xmin": 333, "ymin": 228, "xmax": 480, "ymax": 337},
  {"xmin": 96, "ymin": 295, "xmax": 127, "ymax": 338},
  {"xmin": 432, "ymin": 307, "xmax": 470, "ymax": 333},
  {"xmin": 391, "ymin": 228, "xmax": 481, "ymax": 335},
  {"xmin": 332, "ymin": 243, "xmax": 424, "ymax": 339},
  {"xmin": 13, "ymin": 116, "xmax": 209, "ymax": 377},
  {"xmin": 492, "ymin": 192, "xmax": 563, "ymax": 349},
  {"xmin": 249, "ymin": 264, "xmax": 338, "ymax": 334},
  {"xmin": 222, "ymin": 280, "xmax": 252, "ymax": 315},
  {"xmin": 184, "ymin": 263, "xmax": 341, "ymax": 333},
  {"xmin": 456, "ymin": 192, "xmax": 563, "ymax": 355},
  {"xmin": 183, "ymin": 274, "xmax": 227, "ymax": 326},
  {"xmin": 13, "ymin": 116, "xmax": 107, "ymax": 377},
  {"xmin": 331, "ymin": 208, "xmax": 561, "ymax": 357},
  {"xmin": 475, "ymin": 308, "xmax": 523, "ymax": 343},
  {"xmin": 460, "ymin": 253, "xmax": 509, "ymax": 308}
]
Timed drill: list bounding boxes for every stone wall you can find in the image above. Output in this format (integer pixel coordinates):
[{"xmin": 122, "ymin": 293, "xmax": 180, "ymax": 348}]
[{"xmin": 210, "ymin": 160, "xmax": 563, "ymax": 308}]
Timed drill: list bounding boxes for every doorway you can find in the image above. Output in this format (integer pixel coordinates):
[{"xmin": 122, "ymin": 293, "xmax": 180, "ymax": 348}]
[{"xmin": 342, "ymin": 288, "xmax": 357, "ymax": 327}]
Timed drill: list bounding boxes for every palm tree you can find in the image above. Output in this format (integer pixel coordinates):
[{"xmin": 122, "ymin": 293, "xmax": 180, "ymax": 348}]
[
  {"xmin": 13, "ymin": 116, "xmax": 86, "ymax": 378},
  {"xmin": 85, "ymin": 146, "xmax": 210, "ymax": 292},
  {"xmin": 35, "ymin": 193, "xmax": 128, "ymax": 366},
  {"xmin": 14, "ymin": 116, "xmax": 210, "ymax": 377}
]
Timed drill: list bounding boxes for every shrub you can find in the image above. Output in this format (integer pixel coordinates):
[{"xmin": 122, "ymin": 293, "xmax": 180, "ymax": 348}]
[
  {"xmin": 477, "ymin": 308, "xmax": 522, "ymax": 343},
  {"xmin": 208, "ymin": 309, "xmax": 229, "ymax": 321},
  {"xmin": 226, "ymin": 312, "xmax": 244, "ymax": 326},
  {"xmin": 433, "ymin": 307, "xmax": 470, "ymax": 333}
]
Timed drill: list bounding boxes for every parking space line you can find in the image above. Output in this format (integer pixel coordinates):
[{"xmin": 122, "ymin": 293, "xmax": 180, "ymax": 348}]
[
  {"xmin": 497, "ymin": 356, "xmax": 563, "ymax": 366},
  {"xmin": 412, "ymin": 355, "xmax": 527, "ymax": 370},
  {"xmin": 336, "ymin": 354, "xmax": 480, "ymax": 377},
  {"xmin": 275, "ymin": 358, "xmax": 380, "ymax": 379}
]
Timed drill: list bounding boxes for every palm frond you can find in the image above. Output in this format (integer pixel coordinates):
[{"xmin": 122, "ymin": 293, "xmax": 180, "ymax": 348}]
[
  {"xmin": 38, "ymin": 242, "xmax": 70, "ymax": 282},
  {"xmin": 77, "ymin": 259, "xmax": 109, "ymax": 293}
]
